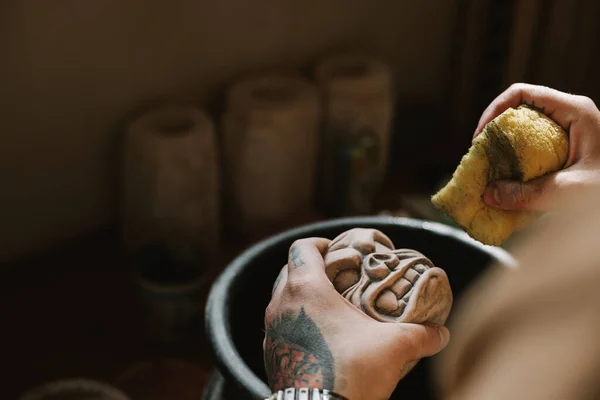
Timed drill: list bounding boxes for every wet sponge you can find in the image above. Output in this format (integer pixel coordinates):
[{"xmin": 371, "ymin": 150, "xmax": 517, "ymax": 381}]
[{"xmin": 431, "ymin": 105, "xmax": 569, "ymax": 246}]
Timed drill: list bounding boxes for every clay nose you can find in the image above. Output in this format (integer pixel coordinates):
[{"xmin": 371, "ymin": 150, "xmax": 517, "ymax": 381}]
[
  {"xmin": 370, "ymin": 253, "xmax": 400, "ymax": 269},
  {"xmin": 351, "ymin": 239, "xmax": 376, "ymax": 255},
  {"xmin": 364, "ymin": 252, "xmax": 398, "ymax": 280}
]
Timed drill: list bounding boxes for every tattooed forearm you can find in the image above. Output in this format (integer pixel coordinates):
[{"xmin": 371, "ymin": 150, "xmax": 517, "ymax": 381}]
[
  {"xmin": 263, "ymin": 307, "xmax": 335, "ymax": 391},
  {"xmin": 289, "ymin": 245, "xmax": 305, "ymax": 268}
]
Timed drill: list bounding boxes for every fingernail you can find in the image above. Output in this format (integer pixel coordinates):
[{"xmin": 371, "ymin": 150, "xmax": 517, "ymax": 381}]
[{"xmin": 483, "ymin": 184, "xmax": 501, "ymax": 206}]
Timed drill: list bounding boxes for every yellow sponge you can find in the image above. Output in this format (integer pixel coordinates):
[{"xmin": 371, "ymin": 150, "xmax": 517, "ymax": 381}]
[{"xmin": 431, "ymin": 105, "xmax": 569, "ymax": 246}]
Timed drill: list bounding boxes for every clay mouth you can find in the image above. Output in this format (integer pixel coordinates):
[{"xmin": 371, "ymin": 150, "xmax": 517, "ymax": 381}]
[
  {"xmin": 373, "ymin": 262, "xmax": 433, "ymax": 318},
  {"xmin": 350, "ymin": 250, "xmax": 443, "ymax": 322}
]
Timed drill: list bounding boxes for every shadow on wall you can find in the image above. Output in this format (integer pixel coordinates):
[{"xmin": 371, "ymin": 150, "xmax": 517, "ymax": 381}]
[{"xmin": 0, "ymin": 0, "xmax": 457, "ymax": 263}]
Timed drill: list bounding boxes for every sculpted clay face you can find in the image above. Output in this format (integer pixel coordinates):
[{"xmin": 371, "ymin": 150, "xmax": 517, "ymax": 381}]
[{"xmin": 324, "ymin": 228, "xmax": 453, "ymax": 325}]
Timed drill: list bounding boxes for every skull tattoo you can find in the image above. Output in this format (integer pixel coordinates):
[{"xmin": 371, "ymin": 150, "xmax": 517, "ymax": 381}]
[{"xmin": 324, "ymin": 228, "xmax": 453, "ymax": 325}]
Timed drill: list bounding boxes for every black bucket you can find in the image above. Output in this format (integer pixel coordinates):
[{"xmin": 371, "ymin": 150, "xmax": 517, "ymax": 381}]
[{"xmin": 204, "ymin": 217, "xmax": 516, "ymax": 400}]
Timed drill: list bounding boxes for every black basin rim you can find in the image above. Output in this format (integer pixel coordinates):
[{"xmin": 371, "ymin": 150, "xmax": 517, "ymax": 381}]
[
  {"xmin": 202, "ymin": 369, "xmax": 226, "ymax": 400},
  {"xmin": 205, "ymin": 216, "xmax": 517, "ymax": 399}
]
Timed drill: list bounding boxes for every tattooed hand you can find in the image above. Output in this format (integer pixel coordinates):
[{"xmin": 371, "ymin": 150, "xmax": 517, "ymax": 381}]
[{"xmin": 263, "ymin": 238, "xmax": 450, "ymax": 400}]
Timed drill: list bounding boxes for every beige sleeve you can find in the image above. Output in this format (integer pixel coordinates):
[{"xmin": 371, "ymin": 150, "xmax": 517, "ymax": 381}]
[{"xmin": 436, "ymin": 186, "xmax": 600, "ymax": 400}]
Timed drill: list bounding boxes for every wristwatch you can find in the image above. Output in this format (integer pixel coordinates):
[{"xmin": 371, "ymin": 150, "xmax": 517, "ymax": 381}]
[{"xmin": 265, "ymin": 388, "xmax": 348, "ymax": 400}]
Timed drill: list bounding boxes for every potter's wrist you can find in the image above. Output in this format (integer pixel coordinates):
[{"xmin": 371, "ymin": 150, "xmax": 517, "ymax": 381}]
[{"xmin": 265, "ymin": 387, "xmax": 348, "ymax": 399}]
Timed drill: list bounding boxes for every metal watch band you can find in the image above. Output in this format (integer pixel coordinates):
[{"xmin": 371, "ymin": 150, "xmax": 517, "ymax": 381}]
[{"xmin": 265, "ymin": 388, "xmax": 348, "ymax": 400}]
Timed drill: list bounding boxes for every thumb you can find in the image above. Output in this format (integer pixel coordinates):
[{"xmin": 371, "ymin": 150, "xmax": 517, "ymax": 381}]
[
  {"xmin": 483, "ymin": 175, "xmax": 557, "ymax": 212},
  {"xmin": 386, "ymin": 323, "xmax": 451, "ymax": 362}
]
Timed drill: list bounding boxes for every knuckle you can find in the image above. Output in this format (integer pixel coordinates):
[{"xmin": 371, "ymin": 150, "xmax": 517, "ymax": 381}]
[
  {"xmin": 518, "ymin": 182, "xmax": 544, "ymax": 207},
  {"xmin": 509, "ymin": 82, "xmax": 526, "ymax": 91},
  {"xmin": 289, "ymin": 238, "xmax": 315, "ymax": 255},
  {"xmin": 288, "ymin": 240, "xmax": 305, "ymax": 259},
  {"xmin": 577, "ymin": 95, "xmax": 596, "ymax": 108},
  {"xmin": 285, "ymin": 274, "xmax": 317, "ymax": 298},
  {"xmin": 574, "ymin": 95, "xmax": 600, "ymax": 117},
  {"xmin": 264, "ymin": 303, "xmax": 277, "ymax": 325},
  {"xmin": 507, "ymin": 183, "xmax": 532, "ymax": 206},
  {"xmin": 517, "ymin": 185, "xmax": 530, "ymax": 204},
  {"xmin": 508, "ymin": 82, "xmax": 531, "ymax": 96},
  {"xmin": 505, "ymin": 183, "xmax": 519, "ymax": 203},
  {"xmin": 289, "ymin": 239, "xmax": 307, "ymax": 250}
]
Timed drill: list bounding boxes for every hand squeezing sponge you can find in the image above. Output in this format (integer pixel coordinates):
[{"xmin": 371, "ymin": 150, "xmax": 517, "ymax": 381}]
[{"xmin": 431, "ymin": 105, "xmax": 569, "ymax": 246}]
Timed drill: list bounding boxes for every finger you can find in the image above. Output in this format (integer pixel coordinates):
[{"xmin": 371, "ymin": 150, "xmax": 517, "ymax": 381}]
[
  {"xmin": 482, "ymin": 168, "xmax": 587, "ymax": 212},
  {"xmin": 473, "ymin": 83, "xmax": 582, "ymax": 138},
  {"xmin": 286, "ymin": 238, "xmax": 331, "ymax": 280},
  {"xmin": 265, "ymin": 265, "xmax": 289, "ymax": 328},
  {"xmin": 386, "ymin": 323, "xmax": 451, "ymax": 362},
  {"xmin": 482, "ymin": 178, "xmax": 548, "ymax": 212}
]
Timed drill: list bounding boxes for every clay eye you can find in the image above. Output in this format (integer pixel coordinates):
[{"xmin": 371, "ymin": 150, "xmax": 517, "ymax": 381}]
[
  {"xmin": 392, "ymin": 248, "xmax": 424, "ymax": 260},
  {"xmin": 369, "ymin": 253, "xmax": 400, "ymax": 270},
  {"xmin": 363, "ymin": 253, "xmax": 393, "ymax": 280}
]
